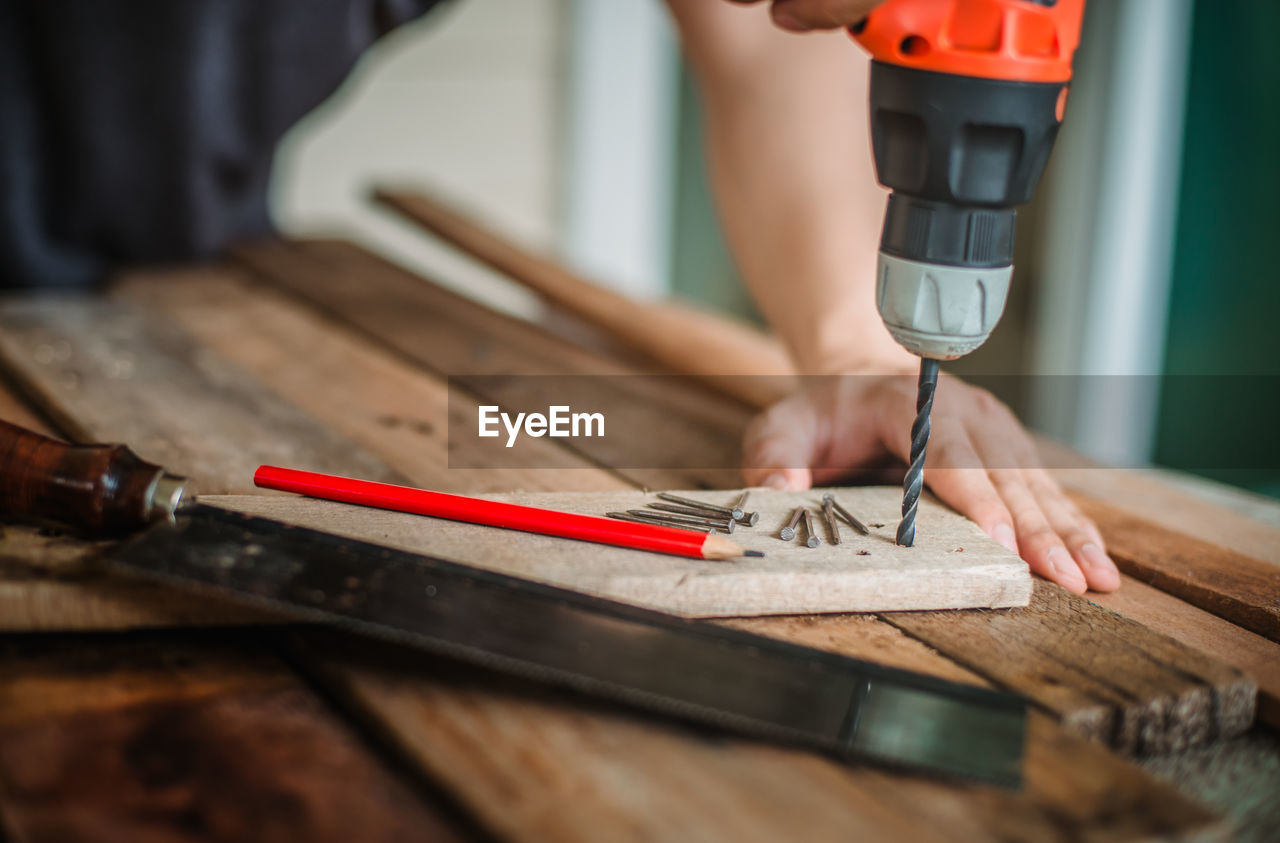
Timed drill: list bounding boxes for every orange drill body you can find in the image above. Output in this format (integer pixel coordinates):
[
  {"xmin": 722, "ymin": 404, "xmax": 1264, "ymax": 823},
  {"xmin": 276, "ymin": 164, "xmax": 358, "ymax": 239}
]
[
  {"xmin": 853, "ymin": 0, "xmax": 1084, "ymax": 84},
  {"xmin": 852, "ymin": 0, "xmax": 1088, "ymax": 546}
]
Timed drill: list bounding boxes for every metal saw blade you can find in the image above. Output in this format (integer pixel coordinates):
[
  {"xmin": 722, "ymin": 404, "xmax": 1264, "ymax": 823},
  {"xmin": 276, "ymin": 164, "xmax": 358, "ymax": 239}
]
[{"xmin": 103, "ymin": 504, "xmax": 1026, "ymax": 786}]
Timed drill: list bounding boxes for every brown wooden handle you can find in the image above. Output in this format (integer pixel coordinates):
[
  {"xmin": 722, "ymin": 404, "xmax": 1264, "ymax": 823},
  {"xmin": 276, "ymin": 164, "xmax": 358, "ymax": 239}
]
[{"xmin": 0, "ymin": 420, "xmax": 193, "ymax": 534}]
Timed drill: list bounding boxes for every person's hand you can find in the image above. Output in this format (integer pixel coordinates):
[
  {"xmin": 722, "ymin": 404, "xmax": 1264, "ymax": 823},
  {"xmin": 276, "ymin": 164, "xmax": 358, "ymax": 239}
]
[
  {"xmin": 729, "ymin": 0, "xmax": 882, "ymax": 32},
  {"xmin": 741, "ymin": 371, "xmax": 1122, "ymax": 594}
]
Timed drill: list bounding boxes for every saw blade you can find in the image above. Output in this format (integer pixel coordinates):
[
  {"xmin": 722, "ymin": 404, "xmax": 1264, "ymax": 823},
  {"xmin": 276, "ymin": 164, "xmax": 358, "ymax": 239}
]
[{"xmin": 103, "ymin": 504, "xmax": 1026, "ymax": 786}]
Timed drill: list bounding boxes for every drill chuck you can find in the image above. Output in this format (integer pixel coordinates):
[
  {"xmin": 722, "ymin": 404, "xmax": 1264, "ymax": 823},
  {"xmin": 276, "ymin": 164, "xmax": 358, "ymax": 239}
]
[
  {"xmin": 865, "ymin": 60, "xmax": 1069, "ymax": 359},
  {"xmin": 876, "ymin": 253, "xmax": 1013, "ymax": 360}
]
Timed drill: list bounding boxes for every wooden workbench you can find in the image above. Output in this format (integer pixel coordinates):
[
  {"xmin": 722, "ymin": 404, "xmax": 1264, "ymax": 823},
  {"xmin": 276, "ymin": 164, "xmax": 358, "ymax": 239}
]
[{"xmin": 1, "ymin": 234, "xmax": 1278, "ymax": 841}]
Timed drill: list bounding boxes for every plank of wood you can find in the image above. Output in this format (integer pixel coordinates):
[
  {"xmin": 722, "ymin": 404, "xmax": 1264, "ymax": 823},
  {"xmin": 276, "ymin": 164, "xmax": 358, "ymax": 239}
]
[
  {"xmin": 883, "ymin": 580, "xmax": 1256, "ymax": 754},
  {"xmin": 0, "ymin": 634, "xmax": 470, "ymax": 842},
  {"xmin": 0, "ymin": 269, "xmax": 632, "ymax": 633},
  {"xmin": 112, "ymin": 267, "xmax": 629, "ymax": 495},
  {"xmin": 231, "ymin": 238, "xmax": 747, "ymax": 491},
  {"xmin": 374, "ymin": 187, "xmax": 798, "ymax": 409},
  {"xmin": 1043, "ymin": 449, "xmax": 1280, "ymax": 567},
  {"xmin": 0, "ymin": 296, "xmax": 402, "ymax": 494},
  {"xmin": 298, "ymin": 624, "xmax": 1226, "ymax": 842},
  {"xmin": 1074, "ymin": 494, "xmax": 1280, "ymax": 643},
  {"xmin": 1093, "ymin": 575, "xmax": 1280, "ymax": 729},
  {"xmin": 206, "ymin": 488, "xmax": 1029, "ymax": 615}
]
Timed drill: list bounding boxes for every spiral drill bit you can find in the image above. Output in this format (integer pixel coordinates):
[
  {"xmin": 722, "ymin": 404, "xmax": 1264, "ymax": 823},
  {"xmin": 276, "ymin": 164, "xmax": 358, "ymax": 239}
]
[{"xmin": 896, "ymin": 358, "xmax": 940, "ymax": 547}]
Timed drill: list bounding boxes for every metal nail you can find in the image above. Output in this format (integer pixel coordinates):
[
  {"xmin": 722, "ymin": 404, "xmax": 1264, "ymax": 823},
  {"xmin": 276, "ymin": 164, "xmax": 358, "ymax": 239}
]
[
  {"xmin": 628, "ymin": 509, "xmax": 735, "ymax": 533},
  {"xmin": 657, "ymin": 493, "xmax": 734, "ymax": 517},
  {"xmin": 822, "ymin": 493, "xmax": 870, "ymax": 535},
  {"xmin": 606, "ymin": 512, "xmax": 706, "ymax": 533},
  {"xmin": 821, "ymin": 497, "xmax": 841, "ymax": 545},
  {"xmin": 648, "ymin": 502, "xmax": 734, "ymax": 520},
  {"xmin": 781, "ymin": 506, "xmax": 804, "ymax": 541},
  {"xmin": 801, "ymin": 509, "xmax": 820, "ymax": 548}
]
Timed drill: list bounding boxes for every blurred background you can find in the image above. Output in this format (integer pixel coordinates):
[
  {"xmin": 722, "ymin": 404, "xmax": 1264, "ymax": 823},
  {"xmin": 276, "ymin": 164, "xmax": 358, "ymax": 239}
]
[{"xmin": 271, "ymin": 0, "xmax": 1279, "ymax": 499}]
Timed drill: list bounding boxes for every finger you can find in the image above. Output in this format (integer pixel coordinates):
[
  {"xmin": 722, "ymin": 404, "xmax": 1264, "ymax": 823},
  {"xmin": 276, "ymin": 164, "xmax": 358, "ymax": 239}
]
[
  {"xmin": 741, "ymin": 395, "xmax": 820, "ymax": 491},
  {"xmin": 989, "ymin": 469, "xmax": 1088, "ymax": 594},
  {"xmin": 768, "ymin": 0, "xmax": 880, "ymax": 31},
  {"xmin": 1060, "ymin": 494, "xmax": 1107, "ymax": 550},
  {"xmin": 920, "ymin": 433, "xmax": 1018, "ymax": 554},
  {"xmin": 1026, "ymin": 470, "xmax": 1120, "ymax": 592}
]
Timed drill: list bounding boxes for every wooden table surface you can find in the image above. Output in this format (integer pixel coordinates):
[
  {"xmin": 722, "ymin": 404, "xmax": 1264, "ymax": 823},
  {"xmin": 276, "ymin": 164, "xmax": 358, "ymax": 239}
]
[{"xmin": 1, "ymin": 236, "xmax": 1279, "ymax": 842}]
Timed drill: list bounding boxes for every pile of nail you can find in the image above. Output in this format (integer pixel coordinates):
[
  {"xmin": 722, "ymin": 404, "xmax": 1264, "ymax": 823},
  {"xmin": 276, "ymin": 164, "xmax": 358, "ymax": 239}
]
[
  {"xmin": 780, "ymin": 493, "xmax": 870, "ymax": 548},
  {"xmin": 607, "ymin": 491, "xmax": 758, "ymax": 534}
]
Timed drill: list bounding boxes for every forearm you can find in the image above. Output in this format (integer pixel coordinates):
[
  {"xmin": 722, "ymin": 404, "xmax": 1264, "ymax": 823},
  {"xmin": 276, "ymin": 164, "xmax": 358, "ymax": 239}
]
[{"xmin": 668, "ymin": 1, "xmax": 915, "ymax": 375}]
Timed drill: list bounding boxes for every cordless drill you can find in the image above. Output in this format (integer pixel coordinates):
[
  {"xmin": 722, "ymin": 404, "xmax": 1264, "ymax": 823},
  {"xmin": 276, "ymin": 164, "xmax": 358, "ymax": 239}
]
[{"xmin": 851, "ymin": 0, "xmax": 1086, "ymax": 545}]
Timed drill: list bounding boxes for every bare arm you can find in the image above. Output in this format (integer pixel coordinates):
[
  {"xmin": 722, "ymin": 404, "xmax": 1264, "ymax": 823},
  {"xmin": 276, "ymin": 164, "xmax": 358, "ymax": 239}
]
[
  {"xmin": 665, "ymin": 0, "xmax": 1121, "ymax": 595},
  {"xmin": 666, "ymin": 0, "xmax": 914, "ymax": 375}
]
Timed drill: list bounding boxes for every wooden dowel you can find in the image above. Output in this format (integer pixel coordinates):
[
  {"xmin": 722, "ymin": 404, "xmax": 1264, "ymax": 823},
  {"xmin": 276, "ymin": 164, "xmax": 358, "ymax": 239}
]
[{"xmin": 373, "ymin": 187, "xmax": 795, "ymax": 409}]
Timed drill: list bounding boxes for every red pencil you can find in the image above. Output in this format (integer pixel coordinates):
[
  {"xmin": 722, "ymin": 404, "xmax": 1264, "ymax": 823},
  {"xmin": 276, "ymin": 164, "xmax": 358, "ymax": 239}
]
[{"xmin": 254, "ymin": 466, "xmax": 761, "ymax": 561}]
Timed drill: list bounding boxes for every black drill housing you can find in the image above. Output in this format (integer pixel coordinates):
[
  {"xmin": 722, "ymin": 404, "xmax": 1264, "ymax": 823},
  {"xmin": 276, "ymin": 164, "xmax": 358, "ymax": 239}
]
[{"xmin": 868, "ymin": 61, "xmax": 1068, "ymax": 269}]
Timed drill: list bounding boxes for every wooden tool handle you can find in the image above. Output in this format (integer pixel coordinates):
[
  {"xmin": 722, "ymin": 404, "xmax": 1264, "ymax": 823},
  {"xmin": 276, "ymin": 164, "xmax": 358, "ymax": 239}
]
[{"xmin": 0, "ymin": 420, "xmax": 194, "ymax": 534}]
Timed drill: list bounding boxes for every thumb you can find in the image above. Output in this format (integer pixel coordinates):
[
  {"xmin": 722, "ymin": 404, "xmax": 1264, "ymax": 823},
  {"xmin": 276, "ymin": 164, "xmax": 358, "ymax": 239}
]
[{"xmin": 741, "ymin": 394, "xmax": 822, "ymax": 491}]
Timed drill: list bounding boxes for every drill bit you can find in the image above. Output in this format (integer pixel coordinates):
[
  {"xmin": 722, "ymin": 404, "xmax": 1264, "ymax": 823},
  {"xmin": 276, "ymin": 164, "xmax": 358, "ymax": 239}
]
[{"xmin": 896, "ymin": 358, "xmax": 940, "ymax": 548}]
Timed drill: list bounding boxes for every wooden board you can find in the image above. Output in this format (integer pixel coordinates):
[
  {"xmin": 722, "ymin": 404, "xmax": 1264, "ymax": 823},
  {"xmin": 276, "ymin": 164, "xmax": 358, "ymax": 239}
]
[
  {"xmin": 0, "ymin": 296, "xmax": 402, "ymax": 494},
  {"xmin": 0, "ymin": 634, "xmax": 468, "ymax": 842},
  {"xmin": 884, "ymin": 581, "xmax": 1256, "ymax": 754},
  {"xmin": 295, "ymin": 625, "xmax": 1227, "ymax": 843},
  {"xmin": 232, "ymin": 238, "xmax": 748, "ymax": 491},
  {"xmin": 1075, "ymin": 494, "xmax": 1280, "ymax": 643},
  {"xmin": 111, "ymin": 268, "xmax": 629, "ymax": 495},
  {"xmin": 1093, "ymin": 575, "xmax": 1280, "ymax": 729},
  {"xmin": 374, "ymin": 188, "xmax": 798, "ymax": 409},
  {"xmin": 207, "ymin": 488, "xmax": 1029, "ymax": 616}
]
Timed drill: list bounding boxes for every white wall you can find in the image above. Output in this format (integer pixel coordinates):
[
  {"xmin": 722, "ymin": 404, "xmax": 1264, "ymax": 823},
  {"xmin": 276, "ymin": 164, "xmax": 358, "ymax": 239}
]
[
  {"xmin": 561, "ymin": 0, "xmax": 679, "ymax": 299},
  {"xmin": 1027, "ymin": 0, "xmax": 1194, "ymax": 466},
  {"xmin": 270, "ymin": 0, "xmax": 570, "ymax": 318}
]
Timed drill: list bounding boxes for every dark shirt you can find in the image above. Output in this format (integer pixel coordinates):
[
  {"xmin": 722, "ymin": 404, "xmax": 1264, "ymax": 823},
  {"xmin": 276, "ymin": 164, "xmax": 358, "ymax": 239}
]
[{"xmin": 0, "ymin": 0, "xmax": 445, "ymax": 289}]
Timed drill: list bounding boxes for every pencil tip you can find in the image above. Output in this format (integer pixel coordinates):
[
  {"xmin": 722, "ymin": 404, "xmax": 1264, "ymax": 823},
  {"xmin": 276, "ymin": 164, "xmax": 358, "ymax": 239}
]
[{"xmin": 744, "ymin": 550, "xmax": 765, "ymax": 558}]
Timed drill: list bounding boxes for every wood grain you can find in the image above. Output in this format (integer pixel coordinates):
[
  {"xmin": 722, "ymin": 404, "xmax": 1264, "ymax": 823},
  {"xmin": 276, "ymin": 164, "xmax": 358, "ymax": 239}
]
[
  {"xmin": 883, "ymin": 580, "xmax": 1256, "ymax": 754},
  {"xmin": 231, "ymin": 238, "xmax": 747, "ymax": 490},
  {"xmin": 1046, "ymin": 455, "xmax": 1280, "ymax": 567},
  {"xmin": 113, "ymin": 267, "xmax": 628, "ymax": 495},
  {"xmin": 1075, "ymin": 494, "xmax": 1280, "ymax": 643},
  {"xmin": 1093, "ymin": 575, "xmax": 1280, "ymax": 729},
  {"xmin": 375, "ymin": 187, "xmax": 797, "ymax": 409},
  {"xmin": 207, "ymin": 488, "xmax": 1030, "ymax": 616},
  {"xmin": 0, "ymin": 525, "xmax": 267, "ymax": 631},
  {"xmin": 0, "ymin": 296, "xmax": 401, "ymax": 494},
  {"xmin": 0, "ymin": 634, "xmax": 468, "ymax": 843},
  {"xmin": 299, "ymin": 625, "xmax": 1226, "ymax": 843}
]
